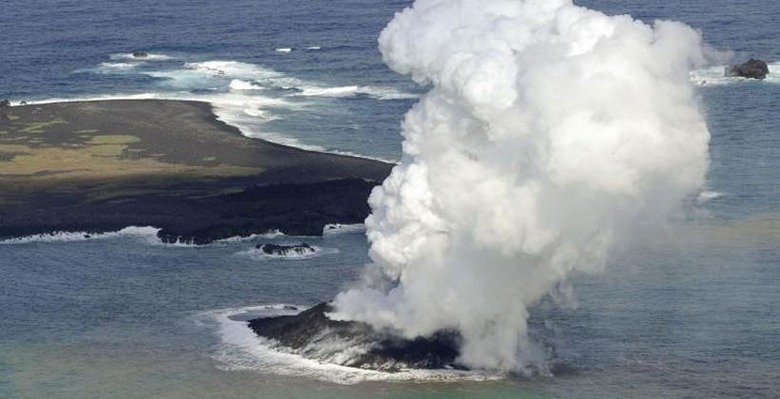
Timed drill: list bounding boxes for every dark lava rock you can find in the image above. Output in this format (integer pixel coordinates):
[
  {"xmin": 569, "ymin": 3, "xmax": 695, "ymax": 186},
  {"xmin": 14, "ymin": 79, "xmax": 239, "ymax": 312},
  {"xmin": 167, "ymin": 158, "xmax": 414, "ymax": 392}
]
[
  {"xmin": 248, "ymin": 302, "xmax": 464, "ymax": 371},
  {"xmin": 726, "ymin": 58, "xmax": 770, "ymax": 79},
  {"xmin": 132, "ymin": 51, "xmax": 149, "ymax": 58},
  {"xmin": 0, "ymin": 99, "xmax": 10, "ymax": 108},
  {"xmin": 150, "ymin": 178, "xmax": 380, "ymax": 245},
  {"xmin": 257, "ymin": 242, "xmax": 315, "ymax": 256}
]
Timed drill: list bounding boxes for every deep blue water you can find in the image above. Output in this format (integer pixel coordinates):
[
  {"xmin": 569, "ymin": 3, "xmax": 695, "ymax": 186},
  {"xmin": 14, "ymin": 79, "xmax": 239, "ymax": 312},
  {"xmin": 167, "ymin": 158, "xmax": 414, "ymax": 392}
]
[{"xmin": 1, "ymin": 1, "xmax": 779, "ymax": 398}]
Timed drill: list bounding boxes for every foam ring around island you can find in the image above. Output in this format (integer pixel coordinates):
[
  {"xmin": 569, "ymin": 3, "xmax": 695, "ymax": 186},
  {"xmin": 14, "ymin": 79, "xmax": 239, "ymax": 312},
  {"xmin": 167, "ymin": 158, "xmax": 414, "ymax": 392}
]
[{"xmin": 203, "ymin": 305, "xmax": 504, "ymax": 385}]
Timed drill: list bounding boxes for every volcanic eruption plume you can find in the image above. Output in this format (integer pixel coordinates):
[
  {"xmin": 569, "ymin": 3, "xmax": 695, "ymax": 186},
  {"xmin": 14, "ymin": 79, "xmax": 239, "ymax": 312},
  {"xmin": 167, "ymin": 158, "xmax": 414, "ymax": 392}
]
[{"xmin": 332, "ymin": 0, "xmax": 710, "ymax": 371}]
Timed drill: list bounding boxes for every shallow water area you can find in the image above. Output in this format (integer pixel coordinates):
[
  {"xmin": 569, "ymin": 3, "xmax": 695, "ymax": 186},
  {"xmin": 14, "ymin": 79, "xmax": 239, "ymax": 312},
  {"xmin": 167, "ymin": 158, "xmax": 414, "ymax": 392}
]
[{"xmin": 2, "ymin": 214, "xmax": 778, "ymax": 398}]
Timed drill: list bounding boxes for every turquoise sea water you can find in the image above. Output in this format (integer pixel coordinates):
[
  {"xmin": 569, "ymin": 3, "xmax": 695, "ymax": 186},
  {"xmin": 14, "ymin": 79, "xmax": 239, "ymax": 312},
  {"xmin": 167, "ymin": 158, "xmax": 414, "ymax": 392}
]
[{"xmin": 1, "ymin": 1, "xmax": 779, "ymax": 398}]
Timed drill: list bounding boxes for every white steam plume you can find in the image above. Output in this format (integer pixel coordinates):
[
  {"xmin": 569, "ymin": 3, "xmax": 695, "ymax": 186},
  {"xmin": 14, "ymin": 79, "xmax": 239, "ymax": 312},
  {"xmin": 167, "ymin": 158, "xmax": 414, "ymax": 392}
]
[{"xmin": 332, "ymin": 0, "xmax": 709, "ymax": 371}]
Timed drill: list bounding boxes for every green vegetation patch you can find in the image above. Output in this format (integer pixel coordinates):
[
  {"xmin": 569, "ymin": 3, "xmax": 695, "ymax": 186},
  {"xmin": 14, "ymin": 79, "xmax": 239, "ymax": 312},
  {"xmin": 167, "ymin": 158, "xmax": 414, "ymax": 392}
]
[
  {"xmin": 87, "ymin": 135, "xmax": 141, "ymax": 145},
  {"xmin": 19, "ymin": 119, "xmax": 68, "ymax": 134}
]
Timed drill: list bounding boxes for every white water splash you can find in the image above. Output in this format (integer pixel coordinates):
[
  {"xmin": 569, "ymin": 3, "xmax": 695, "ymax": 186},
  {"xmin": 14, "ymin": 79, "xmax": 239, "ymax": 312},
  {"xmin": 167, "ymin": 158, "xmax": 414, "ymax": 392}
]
[
  {"xmin": 0, "ymin": 226, "xmax": 161, "ymax": 245},
  {"xmin": 690, "ymin": 61, "xmax": 780, "ymax": 86}
]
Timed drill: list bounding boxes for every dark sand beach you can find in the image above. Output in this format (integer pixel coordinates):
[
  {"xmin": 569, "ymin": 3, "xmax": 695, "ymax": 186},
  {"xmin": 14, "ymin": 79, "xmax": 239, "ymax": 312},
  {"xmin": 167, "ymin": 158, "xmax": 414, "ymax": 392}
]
[{"xmin": 0, "ymin": 100, "xmax": 392, "ymax": 243}]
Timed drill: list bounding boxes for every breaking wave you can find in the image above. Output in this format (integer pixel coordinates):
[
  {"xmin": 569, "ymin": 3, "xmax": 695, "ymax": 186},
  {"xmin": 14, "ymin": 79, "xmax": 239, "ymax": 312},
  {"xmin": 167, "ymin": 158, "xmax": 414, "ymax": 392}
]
[
  {"xmin": 697, "ymin": 190, "xmax": 724, "ymax": 204},
  {"xmin": 215, "ymin": 230, "xmax": 286, "ymax": 243},
  {"xmin": 29, "ymin": 54, "xmax": 415, "ymax": 160},
  {"xmin": 294, "ymin": 85, "xmax": 419, "ymax": 100},
  {"xmin": 235, "ymin": 244, "xmax": 339, "ymax": 261},
  {"xmin": 0, "ymin": 226, "xmax": 161, "ymax": 245},
  {"xmin": 229, "ymin": 79, "xmax": 264, "ymax": 91},
  {"xmin": 98, "ymin": 62, "xmax": 141, "ymax": 71},
  {"xmin": 110, "ymin": 52, "xmax": 174, "ymax": 61},
  {"xmin": 322, "ymin": 224, "xmax": 366, "ymax": 236},
  {"xmin": 690, "ymin": 62, "xmax": 780, "ymax": 86}
]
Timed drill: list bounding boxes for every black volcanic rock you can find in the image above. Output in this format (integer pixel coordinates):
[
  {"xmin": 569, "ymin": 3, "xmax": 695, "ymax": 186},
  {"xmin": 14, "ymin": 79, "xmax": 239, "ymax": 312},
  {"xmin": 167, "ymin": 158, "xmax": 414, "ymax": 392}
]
[
  {"xmin": 257, "ymin": 242, "xmax": 315, "ymax": 256},
  {"xmin": 0, "ymin": 99, "xmax": 10, "ymax": 108},
  {"xmin": 153, "ymin": 178, "xmax": 380, "ymax": 244},
  {"xmin": 132, "ymin": 51, "xmax": 149, "ymax": 58},
  {"xmin": 726, "ymin": 58, "xmax": 769, "ymax": 79},
  {"xmin": 0, "ymin": 100, "xmax": 393, "ymax": 245},
  {"xmin": 249, "ymin": 302, "xmax": 464, "ymax": 371}
]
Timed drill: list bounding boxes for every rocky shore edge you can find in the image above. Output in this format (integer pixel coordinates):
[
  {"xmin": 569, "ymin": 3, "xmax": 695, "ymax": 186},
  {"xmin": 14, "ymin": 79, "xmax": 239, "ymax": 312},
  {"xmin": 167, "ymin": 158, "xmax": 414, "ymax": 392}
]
[{"xmin": 0, "ymin": 99, "xmax": 393, "ymax": 244}]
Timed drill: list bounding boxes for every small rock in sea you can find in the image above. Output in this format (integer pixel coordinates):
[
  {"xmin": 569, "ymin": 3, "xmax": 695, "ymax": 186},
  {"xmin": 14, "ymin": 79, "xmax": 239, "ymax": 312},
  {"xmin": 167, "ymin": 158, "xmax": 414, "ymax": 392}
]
[
  {"xmin": 725, "ymin": 58, "xmax": 770, "ymax": 79},
  {"xmin": 132, "ymin": 51, "xmax": 149, "ymax": 58},
  {"xmin": 19, "ymin": 100, "xmax": 27, "ymax": 105},
  {"xmin": 256, "ymin": 243, "xmax": 316, "ymax": 256},
  {"xmin": 0, "ymin": 99, "xmax": 10, "ymax": 108}
]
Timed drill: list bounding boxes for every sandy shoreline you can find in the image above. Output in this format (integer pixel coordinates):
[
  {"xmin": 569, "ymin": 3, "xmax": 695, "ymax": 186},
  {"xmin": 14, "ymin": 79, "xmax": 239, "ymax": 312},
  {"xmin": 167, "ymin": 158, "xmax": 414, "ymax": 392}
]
[{"xmin": 0, "ymin": 99, "xmax": 392, "ymax": 243}]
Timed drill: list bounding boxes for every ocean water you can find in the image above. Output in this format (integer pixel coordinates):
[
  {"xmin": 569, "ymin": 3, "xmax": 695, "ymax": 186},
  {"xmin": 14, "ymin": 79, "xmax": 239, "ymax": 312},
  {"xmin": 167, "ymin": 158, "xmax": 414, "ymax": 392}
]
[{"xmin": 1, "ymin": 1, "xmax": 779, "ymax": 398}]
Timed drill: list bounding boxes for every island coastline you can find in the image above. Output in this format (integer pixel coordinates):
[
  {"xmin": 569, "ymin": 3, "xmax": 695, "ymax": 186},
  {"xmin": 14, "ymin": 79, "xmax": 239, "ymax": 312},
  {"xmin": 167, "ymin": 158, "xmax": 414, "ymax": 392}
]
[{"xmin": 0, "ymin": 99, "xmax": 393, "ymax": 244}]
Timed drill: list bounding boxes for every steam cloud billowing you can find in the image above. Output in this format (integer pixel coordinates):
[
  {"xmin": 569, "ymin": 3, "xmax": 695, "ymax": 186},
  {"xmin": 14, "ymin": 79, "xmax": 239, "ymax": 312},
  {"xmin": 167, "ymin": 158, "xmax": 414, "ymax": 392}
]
[{"xmin": 332, "ymin": 0, "xmax": 710, "ymax": 371}]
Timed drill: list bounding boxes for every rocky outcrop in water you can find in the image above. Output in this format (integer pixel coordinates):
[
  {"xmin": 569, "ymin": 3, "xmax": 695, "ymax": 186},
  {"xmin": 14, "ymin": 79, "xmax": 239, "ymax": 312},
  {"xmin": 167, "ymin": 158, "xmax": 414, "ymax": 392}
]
[
  {"xmin": 248, "ymin": 302, "xmax": 464, "ymax": 371},
  {"xmin": 725, "ymin": 58, "xmax": 770, "ymax": 79},
  {"xmin": 257, "ymin": 243, "xmax": 315, "ymax": 256},
  {"xmin": 0, "ymin": 99, "xmax": 10, "ymax": 108},
  {"xmin": 132, "ymin": 51, "xmax": 149, "ymax": 58}
]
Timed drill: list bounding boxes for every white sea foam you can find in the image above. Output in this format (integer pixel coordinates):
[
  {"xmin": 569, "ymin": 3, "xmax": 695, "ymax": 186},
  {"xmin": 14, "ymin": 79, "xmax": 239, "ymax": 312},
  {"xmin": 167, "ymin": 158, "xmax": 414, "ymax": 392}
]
[
  {"xmin": 295, "ymin": 85, "xmax": 419, "ymax": 100},
  {"xmin": 275, "ymin": 48, "xmax": 293, "ymax": 53},
  {"xmin": 47, "ymin": 56, "xmax": 411, "ymax": 159},
  {"xmin": 75, "ymin": 62, "xmax": 143, "ymax": 75},
  {"xmin": 23, "ymin": 93, "xmax": 163, "ymax": 106},
  {"xmin": 110, "ymin": 52, "xmax": 173, "ymax": 61},
  {"xmin": 229, "ymin": 79, "xmax": 264, "ymax": 91},
  {"xmin": 690, "ymin": 62, "xmax": 780, "ymax": 86},
  {"xmin": 236, "ymin": 244, "xmax": 339, "ymax": 261},
  {"xmin": 0, "ymin": 225, "xmax": 294, "ymax": 247},
  {"xmin": 297, "ymin": 85, "xmax": 362, "ymax": 97},
  {"xmin": 697, "ymin": 191, "xmax": 724, "ymax": 204},
  {"xmin": 359, "ymin": 86, "xmax": 421, "ymax": 100},
  {"xmin": 184, "ymin": 60, "xmax": 307, "ymax": 90},
  {"xmin": 99, "ymin": 62, "xmax": 141, "ymax": 70},
  {"xmin": 204, "ymin": 305, "xmax": 503, "ymax": 385},
  {"xmin": 306, "ymin": 46, "xmax": 322, "ymax": 51},
  {"xmin": 215, "ymin": 230, "xmax": 286, "ymax": 243},
  {"xmin": 22, "ymin": 92, "xmax": 392, "ymax": 161},
  {"xmin": 182, "ymin": 59, "xmax": 416, "ymax": 100},
  {"xmin": 323, "ymin": 224, "xmax": 366, "ymax": 236},
  {"xmin": 186, "ymin": 61, "xmax": 277, "ymax": 78},
  {"xmin": 0, "ymin": 226, "xmax": 161, "ymax": 245}
]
